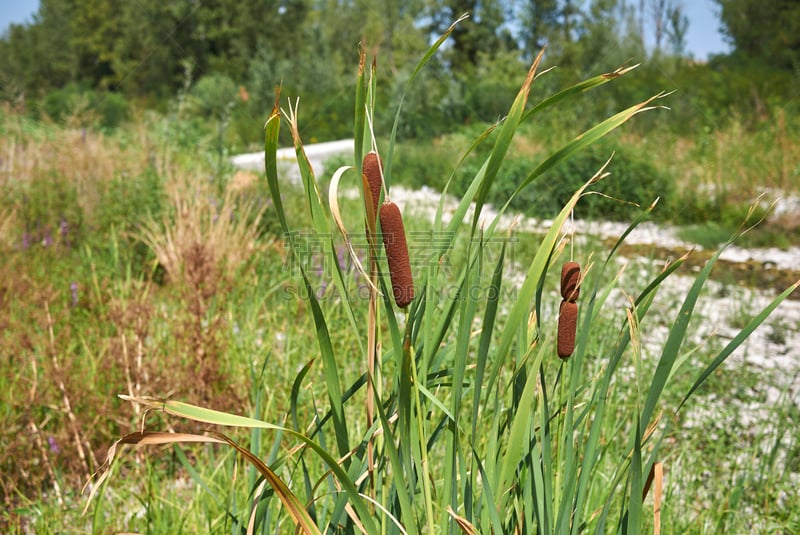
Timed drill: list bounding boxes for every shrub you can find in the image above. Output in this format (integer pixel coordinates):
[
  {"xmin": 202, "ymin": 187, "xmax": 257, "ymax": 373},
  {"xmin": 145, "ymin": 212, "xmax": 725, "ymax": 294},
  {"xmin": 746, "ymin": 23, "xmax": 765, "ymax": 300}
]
[
  {"xmin": 389, "ymin": 138, "xmax": 460, "ymax": 191},
  {"xmin": 454, "ymin": 138, "xmax": 674, "ymax": 221},
  {"xmin": 188, "ymin": 74, "xmax": 238, "ymax": 120},
  {"xmin": 94, "ymin": 91, "xmax": 129, "ymax": 129},
  {"xmin": 39, "ymin": 84, "xmax": 129, "ymax": 128},
  {"xmin": 538, "ymin": 140, "xmax": 674, "ymax": 220}
]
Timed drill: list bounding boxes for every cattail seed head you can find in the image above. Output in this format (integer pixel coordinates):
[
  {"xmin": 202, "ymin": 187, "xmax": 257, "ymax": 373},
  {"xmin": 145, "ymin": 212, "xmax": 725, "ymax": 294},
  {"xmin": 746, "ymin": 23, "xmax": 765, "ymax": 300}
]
[
  {"xmin": 363, "ymin": 151, "xmax": 383, "ymax": 223},
  {"xmin": 560, "ymin": 261, "xmax": 581, "ymax": 302},
  {"xmin": 557, "ymin": 300, "xmax": 578, "ymax": 359},
  {"xmin": 380, "ymin": 201, "xmax": 414, "ymax": 308}
]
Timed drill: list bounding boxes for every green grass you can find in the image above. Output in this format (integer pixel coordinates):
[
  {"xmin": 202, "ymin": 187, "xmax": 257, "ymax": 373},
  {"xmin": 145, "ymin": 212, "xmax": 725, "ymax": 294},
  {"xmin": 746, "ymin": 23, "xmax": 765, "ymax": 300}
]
[{"xmin": 2, "ymin": 23, "xmax": 800, "ymax": 534}]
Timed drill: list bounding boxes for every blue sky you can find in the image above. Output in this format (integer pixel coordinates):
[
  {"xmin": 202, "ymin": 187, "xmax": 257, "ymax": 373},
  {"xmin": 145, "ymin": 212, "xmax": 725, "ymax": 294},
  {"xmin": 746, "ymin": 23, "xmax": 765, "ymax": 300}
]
[
  {"xmin": 0, "ymin": 0, "xmax": 39, "ymax": 29},
  {"xmin": 1, "ymin": 0, "xmax": 731, "ymax": 59},
  {"xmin": 668, "ymin": 0, "xmax": 732, "ymax": 59}
]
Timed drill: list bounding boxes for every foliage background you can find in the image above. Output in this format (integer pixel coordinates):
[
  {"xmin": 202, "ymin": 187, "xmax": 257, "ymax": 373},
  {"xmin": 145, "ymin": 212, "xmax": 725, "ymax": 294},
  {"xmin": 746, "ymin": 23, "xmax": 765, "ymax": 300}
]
[{"xmin": 2, "ymin": 0, "xmax": 798, "ymax": 141}]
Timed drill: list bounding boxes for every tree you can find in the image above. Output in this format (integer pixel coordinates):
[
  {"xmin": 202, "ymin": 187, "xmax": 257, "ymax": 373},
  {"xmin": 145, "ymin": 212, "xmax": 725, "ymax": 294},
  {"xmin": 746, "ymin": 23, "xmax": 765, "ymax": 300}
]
[
  {"xmin": 111, "ymin": 0, "xmax": 202, "ymax": 96},
  {"xmin": 713, "ymin": 0, "xmax": 800, "ymax": 69},
  {"xmin": 425, "ymin": 0, "xmax": 510, "ymax": 76},
  {"xmin": 650, "ymin": 0, "xmax": 667, "ymax": 51},
  {"xmin": 0, "ymin": 0, "xmax": 78, "ymax": 97},
  {"xmin": 70, "ymin": 0, "xmax": 123, "ymax": 89},
  {"xmin": 665, "ymin": 1, "xmax": 688, "ymax": 56},
  {"xmin": 572, "ymin": 0, "xmax": 628, "ymax": 73},
  {"xmin": 518, "ymin": 0, "xmax": 561, "ymax": 53}
]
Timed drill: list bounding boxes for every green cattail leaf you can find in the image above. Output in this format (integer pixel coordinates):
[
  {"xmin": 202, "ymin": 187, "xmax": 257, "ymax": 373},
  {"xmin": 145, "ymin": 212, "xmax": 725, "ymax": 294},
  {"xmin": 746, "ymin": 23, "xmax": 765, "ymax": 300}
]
[
  {"xmin": 626, "ymin": 420, "xmax": 644, "ymax": 535},
  {"xmin": 471, "ymin": 235, "xmax": 506, "ymax": 433},
  {"xmin": 286, "ymin": 102, "xmax": 366, "ymax": 356},
  {"xmin": 605, "ymin": 198, "xmax": 661, "ymax": 265},
  {"xmin": 207, "ymin": 431, "xmax": 322, "ymax": 535},
  {"xmin": 443, "ymin": 242, "xmax": 481, "ymax": 525},
  {"xmin": 121, "ymin": 397, "xmax": 378, "ymax": 533},
  {"xmin": 264, "ymin": 93, "xmax": 288, "ymax": 235},
  {"xmin": 539, "ymin": 364, "xmax": 555, "ymax": 532},
  {"xmin": 678, "ymin": 278, "xmax": 800, "ymax": 411},
  {"xmin": 275, "ymin": 102, "xmax": 364, "ymax": 468},
  {"xmin": 472, "ymin": 49, "xmax": 546, "ymax": 231},
  {"xmin": 371, "ymin": 374, "xmax": 417, "ymax": 533},
  {"xmin": 384, "ymin": 13, "xmax": 469, "ymax": 188},
  {"xmin": 290, "ymin": 358, "xmax": 317, "ymax": 513},
  {"xmin": 522, "ymin": 64, "xmax": 639, "ymax": 122},
  {"xmin": 158, "ymin": 398, "xmax": 285, "ymax": 428},
  {"xmin": 639, "ymin": 242, "xmax": 727, "ymax": 431},
  {"xmin": 297, "ymin": 267, "xmax": 351, "ymax": 462},
  {"xmin": 354, "ymin": 47, "xmax": 367, "ymax": 170},
  {"xmin": 495, "ymin": 340, "xmax": 548, "ymax": 508}
]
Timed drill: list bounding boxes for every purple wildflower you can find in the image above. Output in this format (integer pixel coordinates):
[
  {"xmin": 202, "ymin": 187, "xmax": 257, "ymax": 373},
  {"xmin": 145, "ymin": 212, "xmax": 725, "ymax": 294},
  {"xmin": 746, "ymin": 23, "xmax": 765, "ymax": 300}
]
[
  {"xmin": 317, "ymin": 280, "xmax": 328, "ymax": 298},
  {"xmin": 314, "ymin": 253, "xmax": 324, "ymax": 278},
  {"xmin": 70, "ymin": 282, "xmax": 79, "ymax": 307},
  {"xmin": 336, "ymin": 244, "xmax": 349, "ymax": 272},
  {"xmin": 48, "ymin": 436, "xmax": 60, "ymax": 454}
]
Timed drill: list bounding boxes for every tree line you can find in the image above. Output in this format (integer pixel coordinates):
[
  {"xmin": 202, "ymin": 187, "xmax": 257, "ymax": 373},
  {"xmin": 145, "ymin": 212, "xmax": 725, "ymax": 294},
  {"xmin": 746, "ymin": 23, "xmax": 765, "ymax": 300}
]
[{"xmin": 1, "ymin": 0, "xmax": 796, "ymax": 140}]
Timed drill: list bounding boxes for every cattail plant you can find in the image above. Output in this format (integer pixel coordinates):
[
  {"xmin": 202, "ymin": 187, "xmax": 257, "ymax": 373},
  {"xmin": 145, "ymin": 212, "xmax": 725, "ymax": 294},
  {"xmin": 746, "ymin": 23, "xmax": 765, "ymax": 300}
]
[
  {"xmin": 85, "ymin": 17, "xmax": 800, "ymax": 535},
  {"xmin": 561, "ymin": 261, "xmax": 581, "ymax": 302},
  {"xmin": 362, "ymin": 151, "xmax": 383, "ymax": 225},
  {"xmin": 558, "ymin": 300, "xmax": 578, "ymax": 358},
  {"xmin": 379, "ymin": 200, "xmax": 414, "ymax": 308},
  {"xmin": 557, "ymin": 261, "xmax": 581, "ymax": 358},
  {"xmin": 361, "ymin": 149, "xmax": 386, "ymax": 481}
]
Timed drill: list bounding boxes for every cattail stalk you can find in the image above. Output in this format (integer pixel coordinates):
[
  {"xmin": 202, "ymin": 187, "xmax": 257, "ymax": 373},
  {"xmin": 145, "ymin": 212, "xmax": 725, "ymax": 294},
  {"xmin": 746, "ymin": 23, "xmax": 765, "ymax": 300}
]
[
  {"xmin": 361, "ymin": 153, "xmax": 383, "ymax": 497},
  {"xmin": 380, "ymin": 201, "xmax": 414, "ymax": 308},
  {"xmin": 558, "ymin": 261, "xmax": 581, "ymax": 358},
  {"xmin": 363, "ymin": 151, "xmax": 383, "ymax": 225},
  {"xmin": 558, "ymin": 300, "xmax": 578, "ymax": 359},
  {"xmin": 561, "ymin": 261, "xmax": 581, "ymax": 302}
]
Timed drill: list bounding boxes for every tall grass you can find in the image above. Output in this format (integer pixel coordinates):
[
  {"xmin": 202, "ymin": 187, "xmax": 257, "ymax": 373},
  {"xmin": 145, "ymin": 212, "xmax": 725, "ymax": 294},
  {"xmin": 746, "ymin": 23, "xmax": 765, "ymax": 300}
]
[
  {"xmin": 83, "ymin": 19, "xmax": 800, "ymax": 534},
  {"xmin": 137, "ymin": 169, "xmax": 269, "ymax": 402},
  {"xmin": 0, "ymin": 101, "xmax": 286, "ymax": 531}
]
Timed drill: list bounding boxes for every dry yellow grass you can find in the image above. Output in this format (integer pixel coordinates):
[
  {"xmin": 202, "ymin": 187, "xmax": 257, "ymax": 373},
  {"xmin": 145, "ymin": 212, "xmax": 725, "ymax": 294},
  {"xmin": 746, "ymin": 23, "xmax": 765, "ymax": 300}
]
[
  {"xmin": 0, "ymin": 112, "xmax": 151, "ymax": 223},
  {"xmin": 138, "ymin": 170, "xmax": 267, "ymax": 286},
  {"xmin": 0, "ymin": 208, "xmax": 17, "ymax": 251}
]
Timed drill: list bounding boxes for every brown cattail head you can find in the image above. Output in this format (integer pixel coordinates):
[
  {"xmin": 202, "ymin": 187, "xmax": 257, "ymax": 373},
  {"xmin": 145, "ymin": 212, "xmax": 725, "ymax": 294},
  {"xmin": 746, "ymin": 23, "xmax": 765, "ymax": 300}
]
[
  {"xmin": 560, "ymin": 261, "xmax": 581, "ymax": 302},
  {"xmin": 363, "ymin": 151, "xmax": 383, "ymax": 223},
  {"xmin": 380, "ymin": 201, "xmax": 414, "ymax": 308},
  {"xmin": 557, "ymin": 300, "xmax": 578, "ymax": 359}
]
